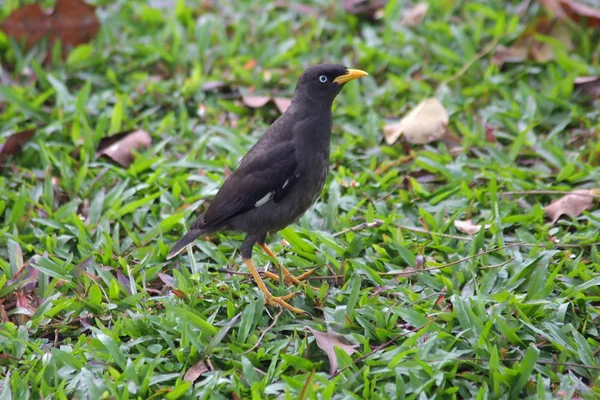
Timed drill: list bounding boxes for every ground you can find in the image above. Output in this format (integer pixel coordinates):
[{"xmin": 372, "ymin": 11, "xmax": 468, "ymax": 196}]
[{"xmin": 0, "ymin": 0, "xmax": 600, "ymax": 399}]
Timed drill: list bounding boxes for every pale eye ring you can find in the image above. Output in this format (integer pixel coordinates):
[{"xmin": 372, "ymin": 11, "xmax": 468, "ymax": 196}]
[{"xmin": 318, "ymin": 75, "xmax": 328, "ymax": 83}]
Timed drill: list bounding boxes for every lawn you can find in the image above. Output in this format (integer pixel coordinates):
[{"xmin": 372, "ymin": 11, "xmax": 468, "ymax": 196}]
[{"xmin": 1, "ymin": 0, "xmax": 600, "ymax": 398}]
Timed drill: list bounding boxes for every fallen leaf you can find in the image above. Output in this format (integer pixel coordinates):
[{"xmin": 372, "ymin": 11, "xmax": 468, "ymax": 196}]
[
  {"xmin": 383, "ymin": 98, "xmax": 449, "ymax": 145},
  {"xmin": 96, "ymin": 129, "xmax": 152, "ymax": 168},
  {"xmin": 492, "ymin": 19, "xmax": 573, "ymax": 65},
  {"xmin": 0, "ymin": 0, "xmax": 100, "ymax": 53},
  {"xmin": 158, "ymin": 273, "xmax": 176, "ymax": 288},
  {"xmin": 491, "ymin": 42, "xmax": 529, "ymax": 65},
  {"xmin": 116, "ymin": 270, "xmax": 132, "ymax": 295},
  {"xmin": 545, "ymin": 189, "xmax": 599, "ymax": 224},
  {"xmin": 201, "ymin": 81, "xmax": 227, "ymax": 92},
  {"xmin": 15, "ymin": 291, "xmax": 36, "ymax": 325},
  {"xmin": 342, "ymin": 0, "xmax": 387, "ymax": 18},
  {"xmin": 574, "ymin": 76, "xmax": 600, "ymax": 98},
  {"xmin": 0, "ymin": 129, "xmax": 35, "ymax": 162},
  {"xmin": 415, "ymin": 254, "xmax": 424, "ymax": 269},
  {"xmin": 183, "ymin": 359, "xmax": 209, "ymax": 382},
  {"xmin": 242, "ymin": 95, "xmax": 272, "ymax": 108},
  {"xmin": 243, "ymin": 59, "xmax": 258, "ymax": 70},
  {"xmin": 401, "ymin": 3, "xmax": 428, "ymax": 27},
  {"xmin": 273, "ymin": 97, "xmax": 292, "ymax": 113},
  {"xmin": 454, "ymin": 219, "xmax": 492, "ymax": 235},
  {"xmin": 540, "ymin": 0, "xmax": 568, "ymax": 19},
  {"xmin": 307, "ymin": 327, "xmax": 358, "ymax": 375},
  {"xmin": 559, "ymin": 0, "xmax": 600, "ymax": 28},
  {"xmin": 529, "ymin": 23, "xmax": 573, "ymax": 62},
  {"xmin": 241, "ymin": 95, "xmax": 292, "ymax": 114}
]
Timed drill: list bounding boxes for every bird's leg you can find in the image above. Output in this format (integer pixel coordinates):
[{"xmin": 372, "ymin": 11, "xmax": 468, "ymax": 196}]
[
  {"xmin": 259, "ymin": 243, "xmax": 316, "ymax": 286},
  {"xmin": 243, "ymin": 258, "xmax": 304, "ymax": 314}
]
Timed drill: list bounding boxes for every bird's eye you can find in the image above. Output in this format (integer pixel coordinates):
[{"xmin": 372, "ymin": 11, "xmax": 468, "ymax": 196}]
[{"xmin": 318, "ymin": 75, "xmax": 328, "ymax": 83}]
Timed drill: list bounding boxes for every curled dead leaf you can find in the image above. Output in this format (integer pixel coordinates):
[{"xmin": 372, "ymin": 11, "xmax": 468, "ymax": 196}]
[
  {"xmin": 0, "ymin": 129, "xmax": 35, "ymax": 162},
  {"xmin": 454, "ymin": 219, "xmax": 492, "ymax": 235},
  {"xmin": 491, "ymin": 43, "xmax": 529, "ymax": 65},
  {"xmin": 158, "ymin": 273, "xmax": 176, "ymax": 288},
  {"xmin": 492, "ymin": 20, "xmax": 573, "ymax": 65},
  {"xmin": 540, "ymin": 0, "xmax": 568, "ymax": 19},
  {"xmin": 574, "ymin": 76, "xmax": 600, "ymax": 98},
  {"xmin": 383, "ymin": 98, "xmax": 449, "ymax": 145},
  {"xmin": 184, "ymin": 359, "xmax": 209, "ymax": 382},
  {"xmin": 273, "ymin": 97, "xmax": 292, "ymax": 113},
  {"xmin": 96, "ymin": 129, "xmax": 152, "ymax": 168},
  {"xmin": 559, "ymin": 0, "xmax": 600, "ymax": 28},
  {"xmin": 307, "ymin": 327, "xmax": 358, "ymax": 375},
  {"xmin": 342, "ymin": 0, "xmax": 387, "ymax": 18},
  {"xmin": 401, "ymin": 3, "xmax": 429, "ymax": 27},
  {"xmin": 241, "ymin": 95, "xmax": 292, "ymax": 114},
  {"xmin": 544, "ymin": 189, "xmax": 599, "ymax": 224},
  {"xmin": 0, "ymin": 0, "xmax": 100, "ymax": 53}
]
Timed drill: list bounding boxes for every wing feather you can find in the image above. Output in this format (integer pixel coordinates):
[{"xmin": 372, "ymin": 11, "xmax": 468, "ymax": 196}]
[{"xmin": 199, "ymin": 140, "xmax": 298, "ymax": 227}]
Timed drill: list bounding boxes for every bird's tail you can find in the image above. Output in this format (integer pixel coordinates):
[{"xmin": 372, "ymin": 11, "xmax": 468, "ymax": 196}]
[{"xmin": 166, "ymin": 230, "xmax": 203, "ymax": 260}]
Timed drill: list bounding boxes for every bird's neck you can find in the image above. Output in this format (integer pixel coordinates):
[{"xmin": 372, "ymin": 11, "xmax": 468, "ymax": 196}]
[{"xmin": 286, "ymin": 98, "xmax": 333, "ymax": 152}]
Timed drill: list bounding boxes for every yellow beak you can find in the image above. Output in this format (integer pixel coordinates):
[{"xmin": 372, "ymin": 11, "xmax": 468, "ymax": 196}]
[{"xmin": 333, "ymin": 68, "xmax": 369, "ymax": 84}]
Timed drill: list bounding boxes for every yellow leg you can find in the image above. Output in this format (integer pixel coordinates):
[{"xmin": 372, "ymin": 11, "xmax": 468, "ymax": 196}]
[
  {"xmin": 243, "ymin": 258, "xmax": 305, "ymax": 314},
  {"xmin": 259, "ymin": 243, "xmax": 316, "ymax": 286}
]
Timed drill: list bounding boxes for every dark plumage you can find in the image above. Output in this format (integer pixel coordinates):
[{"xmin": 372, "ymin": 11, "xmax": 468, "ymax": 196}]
[{"xmin": 168, "ymin": 64, "xmax": 367, "ymax": 313}]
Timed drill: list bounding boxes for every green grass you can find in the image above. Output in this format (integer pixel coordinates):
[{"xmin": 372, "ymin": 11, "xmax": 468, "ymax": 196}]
[{"xmin": 1, "ymin": 0, "xmax": 600, "ymax": 398}]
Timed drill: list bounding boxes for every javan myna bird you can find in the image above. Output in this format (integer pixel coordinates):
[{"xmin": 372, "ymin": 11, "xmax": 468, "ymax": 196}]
[{"xmin": 167, "ymin": 64, "xmax": 368, "ymax": 313}]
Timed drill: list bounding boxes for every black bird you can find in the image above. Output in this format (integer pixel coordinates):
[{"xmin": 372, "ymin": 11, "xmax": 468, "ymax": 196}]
[{"xmin": 167, "ymin": 64, "xmax": 368, "ymax": 313}]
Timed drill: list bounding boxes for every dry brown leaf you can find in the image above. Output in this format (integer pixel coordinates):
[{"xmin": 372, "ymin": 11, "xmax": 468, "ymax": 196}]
[
  {"xmin": 0, "ymin": 0, "xmax": 100, "ymax": 52},
  {"xmin": 158, "ymin": 273, "xmax": 176, "ymax": 288},
  {"xmin": 0, "ymin": 129, "xmax": 35, "ymax": 162},
  {"xmin": 307, "ymin": 327, "xmax": 358, "ymax": 375},
  {"xmin": 15, "ymin": 291, "xmax": 37, "ymax": 325},
  {"xmin": 491, "ymin": 42, "xmax": 529, "ymax": 65},
  {"xmin": 401, "ymin": 3, "xmax": 429, "ymax": 27},
  {"xmin": 559, "ymin": 0, "xmax": 600, "ymax": 28},
  {"xmin": 242, "ymin": 95, "xmax": 292, "ymax": 114},
  {"xmin": 492, "ymin": 19, "xmax": 573, "ymax": 65},
  {"xmin": 342, "ymin": 0, "xmax": 387, "ymax": 18},
  {"xmin": 530, "ymin": 23, "xmax": 573, "ymax": 62},
  {"xmin": 544, "ymin": 189, "xmax": 599, "ymax": 224},
  {"xmin": 383, "ymin": 98, "xmax": 448, "ymax": 145},
  {"xmin": 184, "ymin": 359, "xmax": 209, "ymax": 382},
  {"xmin": 540, "ymin": 0, "xmax": 568, "ymax": 18},
  {"xmin": 574, "ymin": 76, "xmax": 600, "ymax": 97},
  {"xmin": 454, "ymin": 219, "xmax": 492, "ymax": 235},
  {"xmin": 241, "ymin": 95, "xmax": 272, "ymax": 108},
  {"xmin": 96, "ymin": 129, "xmax": 152, "ymax": 168},
  {"xmin": 273, "ymin": 97, "xmax": 292, "ymax": 113}
]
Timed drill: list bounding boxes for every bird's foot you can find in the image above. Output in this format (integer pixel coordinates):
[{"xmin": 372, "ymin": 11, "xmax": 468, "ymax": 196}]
[
  {"xmin": 264, "ymin": 268, "xmax": 318, "ymax": 290},
  {"xmin": 244, "ymin": 258, "xmax": 306, "ymax": 315},
  {"xmin": 264, "ymin": 292, "xmax": 305, "ymax": 314}
]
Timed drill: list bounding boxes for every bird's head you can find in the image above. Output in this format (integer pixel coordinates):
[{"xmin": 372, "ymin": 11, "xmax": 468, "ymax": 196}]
[{"xmin": 293, "ymin": 64, "xmax": 368, "ymax": 105}]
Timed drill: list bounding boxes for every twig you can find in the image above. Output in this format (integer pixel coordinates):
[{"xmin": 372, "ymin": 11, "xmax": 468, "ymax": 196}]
[
  {"xmin": 502, "ymin": 190, "xmax": 600, "ymax": 199},
  {"xmin": 441, "ymin": 35, "xmax": 503, "ymax": 86},
  {"xmin": 333, "ymin": 220, "xmax": 386, "ymax": 237},
  {"xmin": 380, "ymin": 243, "xmax": 525, "ymax": 276},
  {"xmin": 334, "ymin": 219, "xmax": 600, "ymax": 249},
  {"xmin": 436, "ymin": 357, "xmax": 600, "ymax": 372},
  {"xmin": 331, "ymin": 317, "xmax": 440, "ymax": 378},
  {"xmin": 241, "ymin": 307, "xmax": 283, "ymax": 355},
  {"xmin": 334, "ymin": 219, "xmax": 472, "ymax": 241},
  {"xmin": 440, "ymin": 0, "xmax": 530, "ymax": 86},
  {"xmin": 479, "ymin": 257, "xmax": 515, "ymax": 269}
]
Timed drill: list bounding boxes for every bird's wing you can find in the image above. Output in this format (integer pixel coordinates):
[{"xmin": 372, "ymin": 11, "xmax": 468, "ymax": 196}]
[{"xmin": 197, "ymin": 140, "xmax": 298, "ymax": 228}]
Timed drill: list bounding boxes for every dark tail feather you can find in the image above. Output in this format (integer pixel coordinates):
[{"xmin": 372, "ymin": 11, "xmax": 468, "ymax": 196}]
[{"xmin": 167, "ymin": 230, "xmax": 203, "ymax": 260}]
